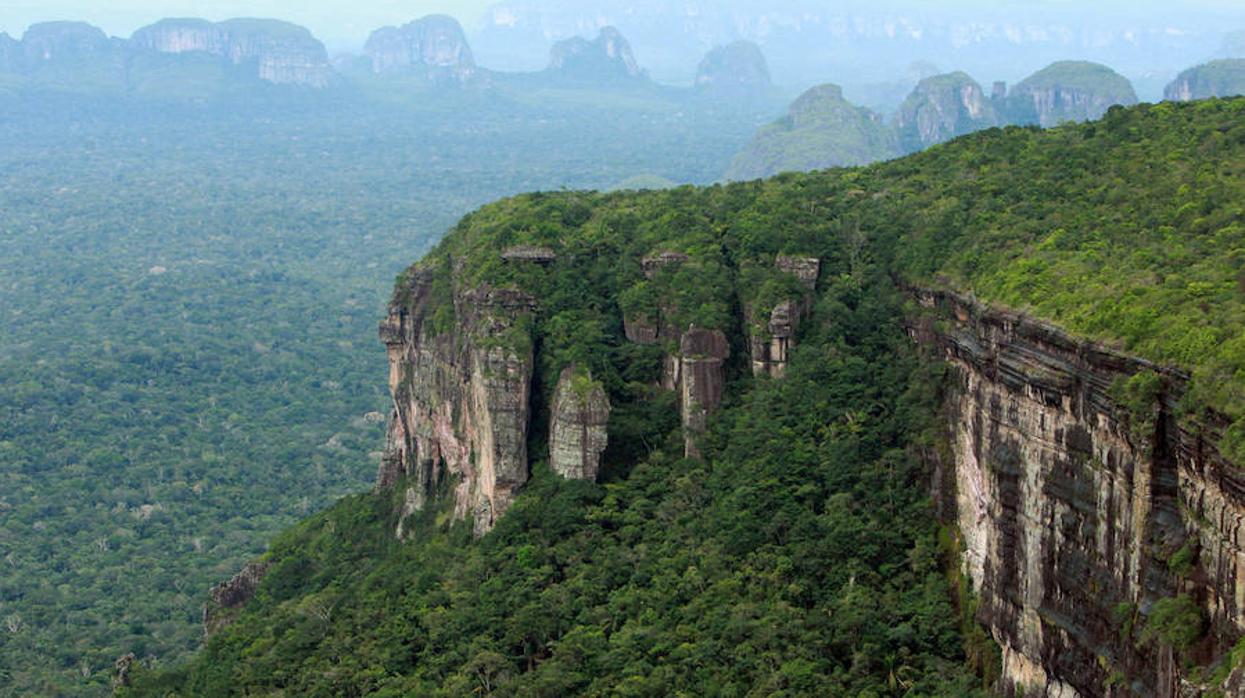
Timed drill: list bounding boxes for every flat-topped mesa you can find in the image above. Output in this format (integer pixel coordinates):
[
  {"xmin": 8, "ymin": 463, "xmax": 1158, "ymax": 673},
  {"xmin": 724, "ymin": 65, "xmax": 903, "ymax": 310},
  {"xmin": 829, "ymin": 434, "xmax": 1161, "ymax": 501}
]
[
  {"xmin": 129, "ymin": 18, "xmax": 336, "ymax": 88},
  {"xmin": 364, "ymin": 15, "xmax": 477, "ymax": 85},
  {"xmin": 751, "ymin": 256, "xmax": 820, "ymax": 378},
  {"xmin": 678, "ymin": 328, "xmax": 730, "ymax": 459},
  {"xmin": 548, "ymin": 366, "xmax": 610, "ymax": 480},
  {"xmin": 379, "ymin": 267, "xmax": 536, "ymax": 538},
  {"xmin": 203, "ymin": 560, "xmax": 272, "ymax": 636},
  {"xmin": 501, "ymin": 245, "xmax": 557, "ymax": 264}
]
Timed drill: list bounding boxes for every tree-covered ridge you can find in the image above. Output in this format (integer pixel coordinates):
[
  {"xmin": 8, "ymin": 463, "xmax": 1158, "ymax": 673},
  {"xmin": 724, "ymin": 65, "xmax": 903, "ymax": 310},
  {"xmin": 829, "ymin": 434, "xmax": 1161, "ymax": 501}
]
[
  {"xmin": 128, "ymin": 274, "xmax": 988, "ymax": 697},
  {"xmin": 423, "ymin": 98, "xmax": 1245, "ymax": 466}
]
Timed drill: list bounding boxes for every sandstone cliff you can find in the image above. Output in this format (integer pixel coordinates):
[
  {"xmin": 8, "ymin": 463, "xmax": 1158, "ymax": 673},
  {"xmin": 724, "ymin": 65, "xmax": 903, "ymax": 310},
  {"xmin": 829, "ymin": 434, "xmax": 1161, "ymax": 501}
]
[
  {"xmin": 912, "ymin": 288, "xmax": 1245, "ymax": 697},
  {"xmin": 695, "ymin": 41, "xmax": 770, "ymax": 96},
  {"xmin": 747, "ymin": 255, "xmax": 820, "ymax": 378},
  {"xmin": 129, "ymin": 18, "xmax": 336, "ymax": 88},
  {"xmin": 546, "ymin": 27, "xmax": 646, "ymax": 83},
  {"xmin": 1165, "ymin": 60, "xmax": 1245, "ymax": 102},
  {"xmin": 896, "ymin": 71, "xmax": 999, "ymax": 153},
  {"xmin": 12, "ymin": 22, "xmax": 127, "ymax": 91},
  {"xmin": 1005, "ymin": 61, "xmax": 1138, "ymax": 128},
  {"xmin": 380, "ymin": 268, "xmax": 535, "ymax": 537},
  {"xmin": 203, "ymin": 560, "xmax": 272, "ymax": 636},
  {"xmin": 364, "ymin": 15, "xmax": 477, "ymax": 85},
  {"xmin": 548, "ymin": 366, "xmax": 609, "ymax": 480}
]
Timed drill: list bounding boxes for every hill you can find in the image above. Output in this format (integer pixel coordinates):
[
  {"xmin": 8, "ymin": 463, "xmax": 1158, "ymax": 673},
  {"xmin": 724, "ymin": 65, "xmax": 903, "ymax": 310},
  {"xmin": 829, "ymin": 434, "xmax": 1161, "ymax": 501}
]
[{"xmin": 126, "ymin": 98, "xmax": 1245, "ymax": 697}]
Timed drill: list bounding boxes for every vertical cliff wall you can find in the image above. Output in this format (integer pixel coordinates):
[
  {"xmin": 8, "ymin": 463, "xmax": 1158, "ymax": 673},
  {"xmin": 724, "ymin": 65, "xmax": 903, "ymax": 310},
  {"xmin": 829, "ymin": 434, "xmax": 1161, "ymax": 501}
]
[
  {"xmin": 911, "ymin": 288, "xmax": 1245, "ymax": 697},
  {"xmin": 379, "ymin": 268, "xmax": 536, "ymax": 537}
]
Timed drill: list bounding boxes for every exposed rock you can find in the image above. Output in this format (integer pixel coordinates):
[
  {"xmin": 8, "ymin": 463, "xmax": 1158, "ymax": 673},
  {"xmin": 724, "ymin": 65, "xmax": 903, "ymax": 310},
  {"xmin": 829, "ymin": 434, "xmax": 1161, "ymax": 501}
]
[
  {"xmin": 112, "ymin": 653, "xmax": 136, "ymax": 690},
  {"xmin": 364, "ymin": 15, "xmax": 476, "ymax": 85},
  {"xmin": 0, "ymin": 33, "xmax": 21, "ymax": 73},
  {"xmin": 203, "ymin": 560, "xmax": 272, "ymax": 636},
  {"xmin": 547, "ymin": 27, "xmax": 645, "ymax": 83},
  {"xmin": 501, "ymin": 246, "xmax": 557, "ymax": 264},
  {"xmin": 1165, "ymin": 60, "xmax": 1245, "ymax": 102},
  {"xmin": 1004, "ymin": 61, "xmax": 1138, "ymax": 127},
  {"xmin": 725, "ymin": 83, "xmax": 900, "ymax": 181},
  {"xmin": 129, "ymin": 18, "xmax": 335, "ymax": 88},
  {"xmin": 896, "ymin": 71, "xmax": 999, "ymax": 153},
  {"xmin": 13, "ymin": 22, "xmax": 127, "ymax": 90},
  {"xmin": 695, "ymin": 41, "xmax": 770, "ymax": 95},
  {"xmin": 679, "ymin": 328, "xmax": 729, "ymax": 458},
  {"xmin": 549, "ymin": 366, "xmax": 609, "ymax": 481},
  {"xmin": 641, "ymin": 251, "xmax": 688, "ymax": 278},
  {"xmin": 750, "ymin": 256, "xmax": 820, "ymax": 378},
  {"xmin": 910, "ymin": 287, "xmax": 1245, "ymax": 697},
  {"xmin": 21, "ymin": 21, "xmax": 113, "ymax": 64},
  {"xmin": 992, "ymin": 80, "xmax": 1008, "ymax": 102},
  {"xmin": 379, "ymin": 268, "xmax": 536, "ymax": 537}
]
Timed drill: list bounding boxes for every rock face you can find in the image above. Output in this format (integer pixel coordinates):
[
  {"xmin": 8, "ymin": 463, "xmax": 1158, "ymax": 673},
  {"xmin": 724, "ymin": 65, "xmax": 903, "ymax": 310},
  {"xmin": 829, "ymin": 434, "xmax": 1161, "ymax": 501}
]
[
  {"xmin": 749, "ymin": 255, "xmax": 820, "ymax": 378},
  {"xmin": 677, "ymin": 328, "xmax": 730, "ymax": 458},
  {"xmin": 547, "ymin": 27, "xmax": 645, "ymax": 83},
  {"xmin": 10, "ymin": 22, "xmax": 127, "ymax": 90},
  {"xmin": 548, "ymin": 366, "xmax": 610, "ymax": 480},
  {"xmin": 725, "ymin": 84, "xmax": 900, "ymax": 181},
  {"xmin": 1165, "ymin": 60, "xmax": 1245, "ymax": 102},
  {"xmin": 896, "ymin": 71, "xmax": 999, "ymax": 153},
  {"xmin": 363, "ymin": 15, "xmax": 477, "ymax": 85},
  {"xmin": 379, "ymin": 268, "xmax": 536, "ymax": 537},
  {"xmin": 0, "ymin": 33, "xmax": 20, "ymax": 74},
  {"xmin": 911, "ymin": 288, "xmax": 1245, "ymax": 697},
  {"xmin": 1004, "ymin": 61, "xmax": 1138, "ymax": 127},
  {"xmin": 130, "ymin": 18, "xmax": 335, "ymax": 88},
  {"xmin": 695, "ymin": 40, "xmax": 770, "ymax": 95},
  {"xmin": 203, "ymin": 560, "xmax": 272, "ymax": 636}
]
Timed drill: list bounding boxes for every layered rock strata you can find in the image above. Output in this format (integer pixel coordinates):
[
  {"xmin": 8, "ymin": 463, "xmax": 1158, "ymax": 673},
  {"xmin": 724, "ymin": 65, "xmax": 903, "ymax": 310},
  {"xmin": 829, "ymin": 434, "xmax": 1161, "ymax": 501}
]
[
  {"xmin": 130, "ymin": 18, "xmax": 336, "ymax": 87},
  {"xmin": 911, "ymin": 288, "xmax": 1245, "ymax": 697},
  {"xmin": 749, "ymin": 255, "xmax": 820, "ymax": 378},
  {"xmin": 548, "ymin": 366, "xmax": 610, "ymax": 480},
  {"xmin": 380, "ymin": 270, "xmax": 536, "ymax": 537},
  {"xmin": 364, "ymin": 15, "xmax": 477, "ymax": 84}
]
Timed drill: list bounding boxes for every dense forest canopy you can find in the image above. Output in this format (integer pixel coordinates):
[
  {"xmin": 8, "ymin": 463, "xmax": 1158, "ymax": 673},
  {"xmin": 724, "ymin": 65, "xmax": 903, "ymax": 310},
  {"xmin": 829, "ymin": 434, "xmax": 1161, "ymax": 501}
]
[
  {"xmin": 0, "ymin": 90, "xmax": 765, "ymax": 695},
  {"xmin": 126, "ymin": 98, "xmax": 1245, "ymax": 695}
]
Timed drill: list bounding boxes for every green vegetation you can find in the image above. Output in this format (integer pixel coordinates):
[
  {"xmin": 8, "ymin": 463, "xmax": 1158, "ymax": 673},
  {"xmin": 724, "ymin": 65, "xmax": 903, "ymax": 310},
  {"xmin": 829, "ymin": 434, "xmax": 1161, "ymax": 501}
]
[
  {"xmin": 126, "ymin": 273, "xmax": 988, "ymax": 696},
  {"xmin": 725, "ymin": 83, "xmax": 900, "ymax": 181},
  {"xmin": 1142, "ymin": 595, "xmax": 1205, "ymax": 652},
  {"xmin": 1166, "ymin": 60, "xmax": 1245, "ymax": 101},
  {"xmin": 0, "ymin": 89, "xmax": 763, "ymax": 695}
]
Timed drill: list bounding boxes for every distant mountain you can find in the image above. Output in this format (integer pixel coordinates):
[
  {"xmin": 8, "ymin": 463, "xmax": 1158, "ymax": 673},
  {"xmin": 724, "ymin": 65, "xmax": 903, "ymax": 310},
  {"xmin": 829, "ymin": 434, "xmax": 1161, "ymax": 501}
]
[
  {"xmin": 363, "ymin": 15, "xmax": 477, "ymax": 86},
  {"xmin": 546, "ymin": 27, "xmax": 646, "ymax": 84},
  {"xmin": 129, "ymin": 18, "xmax": 336, "ymax": 89},
  {"xmin": 895, "ymin": 71, "xmax": 998, "ymax": 153},
  {"xmin": 1165, "ymin": 59, "xmax": 1245, "ymax": 101},
  {"xmin": 694, "ymin": 41, "xmax": 770, "ymax": 96},
  {"xmin": 10, "ymin": 21, "xmax": 127, "ymax": 93},
  {"xmin": 1004, "ymin": 61, "xmax": 1138, "ymax": 127},
  {"xmin": 725, "ymin": 84, "xmax": 898, "ymax": 181}
]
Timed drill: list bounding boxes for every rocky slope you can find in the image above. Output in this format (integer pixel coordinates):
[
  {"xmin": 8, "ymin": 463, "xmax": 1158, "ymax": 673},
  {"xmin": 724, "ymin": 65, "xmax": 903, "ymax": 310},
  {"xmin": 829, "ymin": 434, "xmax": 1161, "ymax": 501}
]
[
  {"xmin": 694, "ymin": 40, "xmax": 770, "ymax": 95},
  {"xmin": 546, "ymin": 26, "xmax": 646, "ymax": 83},
  {"xmin": 1004, "ymin": 60, "xmax": 1138, "ymax": 127},
  {"xmin": 129, "ymin": 18, "xmax": 335, "ymax": 88},
  {"xmin": 895, "ymin": 71, "xmax": 999, "ymax": 153},
  {"xmin": 363, "ymin": 15, "xmax": 477, "ymax": 85},
  {"xmin": 1165, "ymin": 60, "xmax": 1245, "ymax": 102},
  {"xmin": 725, "ymin": 83, "xmax": 899, "ymax": 180},
  {"xmin": 912, "ymin": 288, "xmax": 1245, "ymax": 697}
]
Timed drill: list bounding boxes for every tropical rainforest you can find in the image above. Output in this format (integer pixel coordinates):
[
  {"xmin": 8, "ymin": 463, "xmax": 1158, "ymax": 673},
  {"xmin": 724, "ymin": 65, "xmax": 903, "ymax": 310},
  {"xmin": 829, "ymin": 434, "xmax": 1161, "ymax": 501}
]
[
  {"xmin": 119, "ymin": 98, "xmax": 1245, "ymax": 695},
  {"xmin": 0, "ymin": 90, "xmax": 767, "ymax": 695}
]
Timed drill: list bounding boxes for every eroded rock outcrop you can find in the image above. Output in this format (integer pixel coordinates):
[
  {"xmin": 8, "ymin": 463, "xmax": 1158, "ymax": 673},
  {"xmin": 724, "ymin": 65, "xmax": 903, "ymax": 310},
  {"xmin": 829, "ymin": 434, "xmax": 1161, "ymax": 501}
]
[
  {"xmin": 129, "ymin": 18, "xmax": 336, "ymax": 87},
  {"xmin": 912, "ymin": 288, "xmax": 1245, "ymax": 697},
  {"xmin": 1165, "ymin": 60, "xmax": 1245, "ymax": 102},
  {"xmin": 547, "ymin": 27, "xmax": 645, "ymax": 83},
  {"xmin": 364, "ymin": 15, "xmax": 477, "ymax": 85},
  {"xmin": 695, "ymin": 41, "xmax": 770, "ymax": 95},
  {"xmin": 203, "ymin": 560, "xmax": 272, "ymax": 636},
  {"xmin": 549, "ymin": 366, "xmax": 609, "ymax": 480},
  {"xmin": 896, "ymin": 71, "xmax": 999, "ymax": 153},
  {"xmin": 677, "ymin": 328, "xmax": 730, "ymax": 458},
  {"xmin": 1004, "ymin": 61, "xmax": 1138, "ymax": 128},
  {"xmin": 749, "ymin": 255, "xmax": 820, "ymax": 378},
  {"xmin": 380, "ymin": 269, "xmax": 536, "ymax": 537}
]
